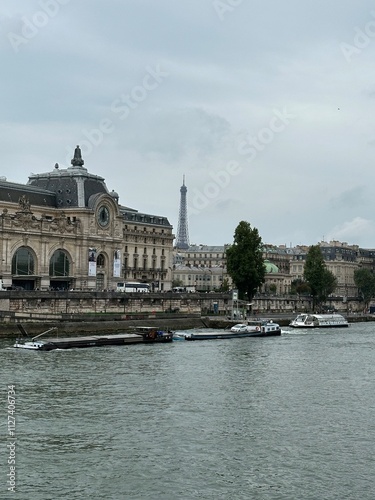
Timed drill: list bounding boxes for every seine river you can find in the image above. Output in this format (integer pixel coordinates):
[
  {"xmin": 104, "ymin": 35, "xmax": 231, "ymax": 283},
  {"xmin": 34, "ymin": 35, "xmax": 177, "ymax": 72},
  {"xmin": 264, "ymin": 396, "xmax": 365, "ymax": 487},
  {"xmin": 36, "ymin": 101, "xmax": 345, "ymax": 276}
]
[{"xmin": 1, "ymin": 323, "xmax": 375, "ymax": 500}]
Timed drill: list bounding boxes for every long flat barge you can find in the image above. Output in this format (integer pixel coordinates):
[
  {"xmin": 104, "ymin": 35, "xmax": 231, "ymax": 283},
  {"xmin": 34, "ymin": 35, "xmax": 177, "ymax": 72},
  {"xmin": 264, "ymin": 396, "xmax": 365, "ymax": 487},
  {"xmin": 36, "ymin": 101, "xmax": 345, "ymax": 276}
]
[{"xmin": 13, "ymin": 326, "xmax": 173, "ymax": 350}]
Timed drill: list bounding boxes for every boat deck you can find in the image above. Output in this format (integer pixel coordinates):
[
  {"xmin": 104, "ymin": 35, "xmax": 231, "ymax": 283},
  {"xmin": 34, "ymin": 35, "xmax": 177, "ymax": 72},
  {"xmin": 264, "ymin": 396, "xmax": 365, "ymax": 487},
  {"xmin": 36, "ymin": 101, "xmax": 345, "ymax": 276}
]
[{"xmin": 15, "ymin": 330, "xmax": 173, "ymax": 350}]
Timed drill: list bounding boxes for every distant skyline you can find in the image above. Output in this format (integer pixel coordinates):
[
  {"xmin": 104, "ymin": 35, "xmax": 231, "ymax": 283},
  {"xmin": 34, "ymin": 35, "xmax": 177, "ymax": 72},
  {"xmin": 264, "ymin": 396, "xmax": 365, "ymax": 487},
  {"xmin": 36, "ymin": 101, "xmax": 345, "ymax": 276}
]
[{"xmin": 2, "ymin": 1, "xmax": 375, "ymax": 247}]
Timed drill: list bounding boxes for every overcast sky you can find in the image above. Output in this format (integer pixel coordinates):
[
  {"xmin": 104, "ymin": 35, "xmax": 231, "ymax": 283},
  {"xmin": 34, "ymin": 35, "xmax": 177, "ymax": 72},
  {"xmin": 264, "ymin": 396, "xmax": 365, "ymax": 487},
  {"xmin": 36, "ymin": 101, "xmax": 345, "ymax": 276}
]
[{"xmin": 1, "ymin": 1, "xmax": 375, "ymax": 248}]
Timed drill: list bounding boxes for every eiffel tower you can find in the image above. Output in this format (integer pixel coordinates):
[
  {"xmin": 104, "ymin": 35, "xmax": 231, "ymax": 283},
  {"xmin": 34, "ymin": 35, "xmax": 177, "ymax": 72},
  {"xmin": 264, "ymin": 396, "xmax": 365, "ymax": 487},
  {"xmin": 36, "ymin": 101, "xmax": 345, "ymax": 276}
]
[{"xmin": 175, "ymin": 176, "xmax": 190, "ymax": 249}]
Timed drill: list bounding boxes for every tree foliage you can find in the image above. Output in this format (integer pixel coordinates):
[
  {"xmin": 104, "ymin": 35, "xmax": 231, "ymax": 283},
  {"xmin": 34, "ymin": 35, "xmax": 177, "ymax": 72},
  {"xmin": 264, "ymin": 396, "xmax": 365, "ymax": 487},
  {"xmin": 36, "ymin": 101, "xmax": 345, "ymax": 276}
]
[
  {"xmin": 354, "ymin": 268, "xmax": 375, "ymax": 308},
  {"xmin": 225, "ymin": 221, "xmax": 265, "ymax": 300},
  {"xmin": 220, "ymin": 277, "xmax": 230, "ymax": 292},
  {"xmin": 291, "ymin": 279, "xmax": 311, "ymax": 295},
  {"xmin": 303, "ymin": 245, "xmax": 337, "ymax": 309}
]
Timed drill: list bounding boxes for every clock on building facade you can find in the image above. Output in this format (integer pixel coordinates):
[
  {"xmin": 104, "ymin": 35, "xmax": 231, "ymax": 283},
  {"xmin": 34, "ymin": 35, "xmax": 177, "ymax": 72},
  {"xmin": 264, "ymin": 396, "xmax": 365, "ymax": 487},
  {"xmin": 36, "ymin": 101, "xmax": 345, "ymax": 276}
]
[{"xmin": 97, "ymin": 205, "xmax": 110, "ymax": 227}]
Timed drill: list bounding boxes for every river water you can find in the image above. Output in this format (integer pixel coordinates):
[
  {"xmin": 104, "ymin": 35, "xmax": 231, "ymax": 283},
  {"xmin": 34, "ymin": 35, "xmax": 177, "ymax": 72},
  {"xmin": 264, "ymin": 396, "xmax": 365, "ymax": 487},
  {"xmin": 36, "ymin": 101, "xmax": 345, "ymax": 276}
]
[{"xmin": 1, "ymin": 323, "xmax": 375, "ymax": 500}]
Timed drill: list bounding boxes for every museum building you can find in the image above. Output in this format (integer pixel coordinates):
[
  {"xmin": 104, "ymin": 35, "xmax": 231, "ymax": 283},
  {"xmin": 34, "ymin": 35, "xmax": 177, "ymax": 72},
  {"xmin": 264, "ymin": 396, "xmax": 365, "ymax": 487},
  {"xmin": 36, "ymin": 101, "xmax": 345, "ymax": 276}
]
[{"xmin": 0, "ymin": 147, "xmax": 174, "ymax": 291}]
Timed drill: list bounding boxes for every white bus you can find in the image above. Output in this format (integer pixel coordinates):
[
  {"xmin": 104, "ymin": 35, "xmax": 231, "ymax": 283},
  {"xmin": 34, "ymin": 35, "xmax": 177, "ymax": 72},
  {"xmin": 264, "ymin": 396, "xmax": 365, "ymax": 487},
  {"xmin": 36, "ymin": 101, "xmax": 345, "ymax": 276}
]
[
  {"xmin": 172, "ymin": 286, "xmax": 196, "ymax": 293},
  {"xmin": 116, "ymin": 282, "xmax": 150, "ymax": 293}
]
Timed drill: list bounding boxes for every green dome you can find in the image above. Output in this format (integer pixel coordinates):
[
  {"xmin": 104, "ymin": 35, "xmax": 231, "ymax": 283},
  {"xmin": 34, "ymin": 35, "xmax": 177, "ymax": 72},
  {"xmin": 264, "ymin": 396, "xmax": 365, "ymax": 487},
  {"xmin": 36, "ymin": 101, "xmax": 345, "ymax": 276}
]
[{"xmin": 264, "ymin": 259, "xmax": 279, "ymax": 273}]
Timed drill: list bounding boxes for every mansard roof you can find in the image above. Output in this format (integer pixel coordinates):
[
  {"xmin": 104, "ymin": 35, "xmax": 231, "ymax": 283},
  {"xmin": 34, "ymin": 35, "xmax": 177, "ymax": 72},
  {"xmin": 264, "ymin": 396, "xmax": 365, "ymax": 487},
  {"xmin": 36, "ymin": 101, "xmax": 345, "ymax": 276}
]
[
  {"xmin": 120, "ymin": 206, "xmax": 172, "ymax": 227},
  {"xmin": 0, "ymin": 146, "xmax": 172, "ymax": 227},
  {"xmin": 0, "ymin": 179, "xmax": 56, "ymax": 207},
  {"xmin": 27, "ymin": 146, "xmax": 108, "ymax": 209}
]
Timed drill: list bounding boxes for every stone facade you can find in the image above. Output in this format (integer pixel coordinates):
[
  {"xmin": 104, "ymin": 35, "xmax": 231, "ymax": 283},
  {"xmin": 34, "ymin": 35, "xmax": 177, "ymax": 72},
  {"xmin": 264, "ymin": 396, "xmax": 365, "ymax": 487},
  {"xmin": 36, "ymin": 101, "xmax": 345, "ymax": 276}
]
[{"xmin": 0, "ymin": 147, "xmax": 174, "ymax": 291}]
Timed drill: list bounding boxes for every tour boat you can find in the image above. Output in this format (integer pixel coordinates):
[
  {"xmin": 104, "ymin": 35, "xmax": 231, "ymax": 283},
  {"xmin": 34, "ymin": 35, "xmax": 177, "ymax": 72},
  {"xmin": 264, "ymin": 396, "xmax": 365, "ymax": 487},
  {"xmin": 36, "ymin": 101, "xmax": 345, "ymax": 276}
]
[{"xmin": 289, "ymin": 313, "xmax": 349, "ymax": 328}]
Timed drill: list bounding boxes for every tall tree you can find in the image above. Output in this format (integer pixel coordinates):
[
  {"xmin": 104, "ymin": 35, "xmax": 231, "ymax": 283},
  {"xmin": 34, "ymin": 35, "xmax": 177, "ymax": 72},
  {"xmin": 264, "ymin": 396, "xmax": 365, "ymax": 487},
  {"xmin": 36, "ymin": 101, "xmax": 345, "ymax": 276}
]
[
  {"xmin": 226, "ymin": 221, "xmax": 265, "ymax": 300},
  {"xmin": 354, "ymin": 268, "xmax": 375, "ymax": 310},
  {"xmin": 304, "ymin": 245, "xmax": 337, "ymax": 309},
  {"xmin": 291, "ymin": 278, "xmax": 311, "ymax": 296}
]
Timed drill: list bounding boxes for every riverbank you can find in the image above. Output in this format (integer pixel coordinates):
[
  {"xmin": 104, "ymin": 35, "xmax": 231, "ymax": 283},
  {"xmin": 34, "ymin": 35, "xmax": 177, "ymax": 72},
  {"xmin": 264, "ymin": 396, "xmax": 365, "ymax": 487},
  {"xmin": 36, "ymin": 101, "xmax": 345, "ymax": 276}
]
[
  {"xmin": 0, "ymin": 316, "xmax": 209, "ymax": 339},
  {"xmin": 1, "ymin": 312, "xmax": 374, "ymax": 339}
]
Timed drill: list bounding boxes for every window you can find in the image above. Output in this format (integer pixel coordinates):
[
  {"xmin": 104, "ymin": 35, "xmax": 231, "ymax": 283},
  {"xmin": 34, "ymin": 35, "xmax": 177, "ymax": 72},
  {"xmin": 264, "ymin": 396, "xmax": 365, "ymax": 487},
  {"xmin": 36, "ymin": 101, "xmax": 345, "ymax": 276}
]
[
  {"xmin": 49, "ymin": 250, "xmax": 70, "ymax": 277},
  {"xmin": 96, "ymin": 273, "xmax": 104, "ymax": 290},
  {"xmin": 12, "ymin": 247, "xmax": 35, "ymax": 275},
  {"xmin": 97, "ymin": 254, "xmax": 105, "ymax": 267}
]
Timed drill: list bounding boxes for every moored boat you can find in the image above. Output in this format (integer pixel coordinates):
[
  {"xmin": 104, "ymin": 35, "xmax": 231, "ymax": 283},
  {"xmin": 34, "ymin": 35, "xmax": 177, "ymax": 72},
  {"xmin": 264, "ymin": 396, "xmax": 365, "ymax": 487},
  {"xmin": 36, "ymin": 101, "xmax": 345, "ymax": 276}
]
[
  {"xmin": 13, "ymin": 325, "xmax": 173, "ymax": 350},
  {"xmin": 289, "ymin": 313, "xmax": 349, "ymax": 328},
  {"xmin": 184, "ymin": 320, "xmax": 281, "ymax": 341},
  {"xmin": 13, "ymin": 326, "xmax": 57, "ymax": 350},
  {"xmin": 13, "ymin": 339, "xmax": 53, "ymax": 350},
  {"xmin": 230, "ymin": 323, "xmax": 250, "ymax": 333}
]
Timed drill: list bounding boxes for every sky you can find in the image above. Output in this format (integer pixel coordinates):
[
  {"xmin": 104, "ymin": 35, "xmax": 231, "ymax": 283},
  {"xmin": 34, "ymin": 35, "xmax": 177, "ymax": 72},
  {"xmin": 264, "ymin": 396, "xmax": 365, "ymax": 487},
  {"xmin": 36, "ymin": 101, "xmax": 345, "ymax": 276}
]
[{"xmin": 1, "ymin": 1, "xmax": 375, "ymax": 248}]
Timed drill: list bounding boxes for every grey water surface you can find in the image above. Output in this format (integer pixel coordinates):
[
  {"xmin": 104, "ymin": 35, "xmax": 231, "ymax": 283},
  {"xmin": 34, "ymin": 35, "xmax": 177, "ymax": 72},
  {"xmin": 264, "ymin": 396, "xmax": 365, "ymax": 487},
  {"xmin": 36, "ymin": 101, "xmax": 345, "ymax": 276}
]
[{"xmin": 1, "ymin": 323, "xmax": 375, "ymax": 500}]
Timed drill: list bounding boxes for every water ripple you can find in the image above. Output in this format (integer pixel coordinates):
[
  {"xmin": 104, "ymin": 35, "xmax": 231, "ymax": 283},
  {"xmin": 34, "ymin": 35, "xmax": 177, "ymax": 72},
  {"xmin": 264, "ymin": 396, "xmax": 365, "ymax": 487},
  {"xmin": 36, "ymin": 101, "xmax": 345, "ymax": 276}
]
[{"xmin": 1, "ymin": 324, "xmax": 375, "ymax": 499}]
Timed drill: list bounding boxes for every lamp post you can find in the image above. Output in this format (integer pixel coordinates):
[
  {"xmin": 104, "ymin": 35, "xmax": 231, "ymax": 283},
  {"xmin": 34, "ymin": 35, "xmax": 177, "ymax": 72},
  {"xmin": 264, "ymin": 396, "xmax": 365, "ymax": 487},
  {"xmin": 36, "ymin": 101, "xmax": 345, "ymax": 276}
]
[
  {"xmin": 344, "ymin": 284, "xmax": 348, "ymax": 314},
  {"xmin": 231, "ymin": 289, "xmax": 238, "ymax": 320}
]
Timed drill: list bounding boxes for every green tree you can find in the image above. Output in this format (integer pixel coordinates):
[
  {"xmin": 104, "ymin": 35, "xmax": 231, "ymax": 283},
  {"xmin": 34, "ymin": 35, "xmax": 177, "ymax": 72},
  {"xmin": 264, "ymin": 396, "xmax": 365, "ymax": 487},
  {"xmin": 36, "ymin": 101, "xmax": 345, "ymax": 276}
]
[
  {"xmin": 220, "ymin": 277, "xmax": 230, "ymax": 292},
  {"xmin": 226, "ymin": 221, "xmax": 265, "ymax": 300},
  {"xmin": 172, "ymin": 279, "xmax": 184, "ymax": 288},
  {"xmin": 320, "ymin": 268, "xmax": 338, "ymax": 304},
  {"xmin": 304, "ymin": 245, "xmax": 337, "ymax": 310},
  {"xmin": 269, "ymin": 283, "xmax": 277, "ymax": 294},
  {"xmin": 291, "ymin": 279, "xmax": 311, "ymax": 295},
  {"xmin": 354, "ymin": 268, "xmax": 375, "ymax": 309}
]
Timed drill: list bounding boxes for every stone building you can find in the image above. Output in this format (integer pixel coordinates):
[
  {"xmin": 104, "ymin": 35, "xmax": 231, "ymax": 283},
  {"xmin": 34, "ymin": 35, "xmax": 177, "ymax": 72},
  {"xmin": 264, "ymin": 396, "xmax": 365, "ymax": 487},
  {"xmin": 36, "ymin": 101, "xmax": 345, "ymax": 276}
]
[
  {"xmin": 173, "ymin": 245, "xmax": 229, "ymax": 291},
  {"xmin": 0, "ymin": 147, "xmax": 174, "ymax": 291},
  {"xmin": 289, "ymin": 242, "xmax": 362, "ymax": 299}
]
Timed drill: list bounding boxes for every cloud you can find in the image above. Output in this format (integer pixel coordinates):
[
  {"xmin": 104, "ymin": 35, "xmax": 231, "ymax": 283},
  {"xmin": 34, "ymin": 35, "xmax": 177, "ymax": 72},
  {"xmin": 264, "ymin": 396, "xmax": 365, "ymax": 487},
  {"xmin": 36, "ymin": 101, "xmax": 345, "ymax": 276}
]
[
  {"xmin": 2, "ymin": 0, "xmax": 375, "ymax": 247},
  {"xmin": 326, "ymin": 217, "xmax": 375, "ymax": 245},
  {"xmin": 329, "ymin": 186, "xmax": 368, "ymax": 210}
]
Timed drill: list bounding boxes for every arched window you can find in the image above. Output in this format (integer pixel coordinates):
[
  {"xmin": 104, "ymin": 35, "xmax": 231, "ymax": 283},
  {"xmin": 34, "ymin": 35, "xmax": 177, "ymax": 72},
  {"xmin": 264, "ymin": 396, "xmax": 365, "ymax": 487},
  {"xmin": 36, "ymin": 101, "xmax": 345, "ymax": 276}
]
[
  {"xmin": 12, "ymin": 247, "xmax": 35, "ymax": 275},
  {"xmin": 97, "ymin": 254, "xmax": 105, "ymax": 267},
  {"xmin": 49, "ymin": 250, "xmax": 70, "ymax": 277}
]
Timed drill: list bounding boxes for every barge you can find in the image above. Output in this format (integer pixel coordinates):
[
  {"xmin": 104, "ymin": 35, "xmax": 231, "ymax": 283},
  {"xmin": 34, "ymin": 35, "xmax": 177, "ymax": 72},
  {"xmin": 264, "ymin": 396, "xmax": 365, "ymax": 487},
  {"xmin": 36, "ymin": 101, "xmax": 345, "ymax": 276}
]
[
  {"xmin": 13, "ymin": 325, "xmax": 173, "ymax": 351},
  {"xmin": 184, "ymin": 320, "xmax": 281, "ymax": 341}
]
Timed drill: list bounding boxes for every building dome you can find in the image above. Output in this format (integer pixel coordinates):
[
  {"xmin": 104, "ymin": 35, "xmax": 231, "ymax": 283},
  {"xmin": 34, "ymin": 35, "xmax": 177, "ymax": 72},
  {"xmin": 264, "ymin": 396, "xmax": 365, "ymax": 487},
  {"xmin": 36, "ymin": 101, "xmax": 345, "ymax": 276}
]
[
  {"xmin": 110, "ymin": 190, "xmax": 119, "ymax": 202},
  {"xmin": 264, "ymin": 259, "xmax": 279, "ymax": 273}
]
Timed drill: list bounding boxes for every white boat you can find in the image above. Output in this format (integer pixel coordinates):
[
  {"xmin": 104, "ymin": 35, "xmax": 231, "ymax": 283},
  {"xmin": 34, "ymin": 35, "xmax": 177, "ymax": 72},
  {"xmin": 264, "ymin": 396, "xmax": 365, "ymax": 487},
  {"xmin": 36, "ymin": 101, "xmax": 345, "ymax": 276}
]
[
  {"xmin": 172, "ymin": 332, "xmax": 187, "ymax": 341},
  {"xmin": 13, "ymin": 326, "xmax": 57, "ymax": 350},
  {"xmin": 13, "ymin": 340, "xmax": 49, "ymax": 350},
  {"xmin": 185, "ymin": 320, "xmax": 281, "ymax": 341},
  {"xmin": 289, "ymin": 313, "xmax": 349, "ymax": 328}
]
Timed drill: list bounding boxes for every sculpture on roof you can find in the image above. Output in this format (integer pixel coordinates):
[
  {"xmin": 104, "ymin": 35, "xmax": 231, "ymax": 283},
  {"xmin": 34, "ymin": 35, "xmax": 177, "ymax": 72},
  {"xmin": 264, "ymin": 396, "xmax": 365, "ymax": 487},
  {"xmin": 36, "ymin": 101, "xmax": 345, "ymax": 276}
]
[
  {"xmin": 18, "ymin": 195, "xmax": 31, "ymax": 212},
  {"xmin": 71, "ymin": 145, "xmax": 84, "ymax": 167}
]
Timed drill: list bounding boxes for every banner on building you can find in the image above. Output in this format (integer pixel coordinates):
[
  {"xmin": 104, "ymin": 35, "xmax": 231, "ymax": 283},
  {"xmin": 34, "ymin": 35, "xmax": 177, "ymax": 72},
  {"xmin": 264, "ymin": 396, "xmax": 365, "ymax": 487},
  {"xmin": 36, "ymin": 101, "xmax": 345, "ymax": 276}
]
[
  {"xmin": 88, "ymin": 248, "xmax": 97, "ymax": 277},
  {"xmin": 113, "ymin": 249, "xmax": 121, "ymax": 278}
]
